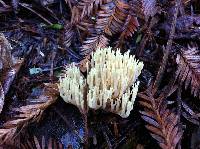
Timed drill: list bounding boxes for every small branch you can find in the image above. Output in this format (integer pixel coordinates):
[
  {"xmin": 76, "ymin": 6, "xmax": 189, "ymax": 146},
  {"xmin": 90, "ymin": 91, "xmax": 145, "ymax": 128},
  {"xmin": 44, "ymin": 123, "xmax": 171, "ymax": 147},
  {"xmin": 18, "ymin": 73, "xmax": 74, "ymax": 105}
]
[
  {"xmin": 83, "ymin": 84, "xmax": 89, "ymax": 148},
  {"xmin": 153, "ymin": 1, "xmax": 179, "ymax": 91},
  {"xmin": 50, "ymin": 51, "xmax": 57, "ymax": 82},
  {"xmin": 19, "ymin": 3, "xmax": 52, "ymax": 25},
  {"xmin": 177, "ymin": 86, "xmax": 182, "ymax": 149},
  {"xmin": 136, "ymin": 17, "xmax": 158, "ymax": 57},
  {"xmin": 177, "ymin": 86, "xmax": 182, "ymax": 123}
]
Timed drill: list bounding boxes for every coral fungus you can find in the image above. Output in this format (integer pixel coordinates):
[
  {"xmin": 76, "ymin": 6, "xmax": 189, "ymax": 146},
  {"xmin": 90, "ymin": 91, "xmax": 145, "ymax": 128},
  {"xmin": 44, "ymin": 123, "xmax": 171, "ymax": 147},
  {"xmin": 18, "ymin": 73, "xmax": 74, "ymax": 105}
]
[{"xmin": 58, "ymin": 47, "xmax": 143, "ymax": 118}]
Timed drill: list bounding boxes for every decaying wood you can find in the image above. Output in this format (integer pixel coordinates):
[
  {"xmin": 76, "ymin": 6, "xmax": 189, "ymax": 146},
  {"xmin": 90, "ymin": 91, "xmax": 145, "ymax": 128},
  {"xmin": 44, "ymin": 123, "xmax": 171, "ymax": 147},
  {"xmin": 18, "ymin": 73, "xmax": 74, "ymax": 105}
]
[{"xmin": 0, "ymin": 33, "xmax": 13, "ymax": 70}]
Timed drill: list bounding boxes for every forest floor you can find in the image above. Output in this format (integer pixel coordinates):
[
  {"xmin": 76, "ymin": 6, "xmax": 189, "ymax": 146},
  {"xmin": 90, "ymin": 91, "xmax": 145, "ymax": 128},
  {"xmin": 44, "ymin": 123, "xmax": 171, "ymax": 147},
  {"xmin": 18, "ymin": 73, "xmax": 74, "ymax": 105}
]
[{"xmin": 0, "ymin": 0, "xmax": 200, "ymax": 149}]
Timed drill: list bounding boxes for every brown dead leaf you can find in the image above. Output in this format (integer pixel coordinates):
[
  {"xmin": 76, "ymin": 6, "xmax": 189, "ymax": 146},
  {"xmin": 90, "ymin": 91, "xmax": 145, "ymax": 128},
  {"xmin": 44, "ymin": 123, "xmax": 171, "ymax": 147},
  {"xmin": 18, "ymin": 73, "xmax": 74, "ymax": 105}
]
[
  {"xmin": 0, "ymin": 59, "xmax": 24, "ymax": 114},
  {"xmin": 0, "ymin": 33, "xmax": 24, "ymax": 114},
  {"xmin": 0, "ymin": 33, "xmax": 13, "ymax": 70}
]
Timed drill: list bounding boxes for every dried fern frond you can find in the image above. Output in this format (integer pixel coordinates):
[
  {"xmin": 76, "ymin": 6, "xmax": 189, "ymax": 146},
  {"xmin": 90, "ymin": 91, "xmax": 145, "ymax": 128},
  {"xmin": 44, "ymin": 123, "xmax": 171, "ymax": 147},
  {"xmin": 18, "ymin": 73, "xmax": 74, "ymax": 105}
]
[
  {"xmin": 118, "ymin": 14, "xmax": 139, "ymax": 40},
  {"xmin": 95, "ymin": 0, "xmax": 137, "ymax": 36},
  {"xmin": 79, "ymin": 0, "xmax": 139, "ymax": 55},
  {"xmin": 139, "ymin": 89, "xmax": 183, "ymax": 149},
  {"xmin": 64, "ymin": 23, "xmax": 75, "ymax": 48},
  {"xmin": 76, "ymin": 18, "xmax": 96, "ymax": 33},
  {"xmin": 75, "ymin": 1, "xmax": 113, "ymax": 34},
  {"xmin": 78, "ymin": 1, "xmax": 114, "ymax": 55},
  {"xmin": 71, "ymin": 0, "xmax": 109, "ymax": 23},
  {"xmin": 80, "ymin": 34, "xmax": 109, "ymax": 55},
  {"xmin": 176, "ymin": 45, "xmax": 200, "ymax": 98},
  {"xmin": 0, "ymin": 83, "xmax": 59, "ymax": 145},
  {"xmin": 130, "ymin": 0, "xmax": 157, "ymax": 21},
  {"xmin": 95, "ymin": 1, "xmax": 115, "ymax": 33},
  {"xmin": 182, "ymin": 101, "xmax": 200, "ymax": 125},
  {"xmin": 104, "ymin": 0, "xmax": 132, "ymax": 36},
  {"xmin": 111, "ymin": 10, "xmax": 139, "ymax": 48}
]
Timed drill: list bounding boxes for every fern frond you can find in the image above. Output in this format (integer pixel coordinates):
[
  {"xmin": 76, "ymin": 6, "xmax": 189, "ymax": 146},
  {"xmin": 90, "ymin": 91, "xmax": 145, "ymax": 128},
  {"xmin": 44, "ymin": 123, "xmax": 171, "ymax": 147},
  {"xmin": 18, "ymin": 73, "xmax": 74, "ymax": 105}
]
[
  {"xmin": 119, "ymin": 14, "xmax": 139, "ymax": 39},
  {"xmin": 0, "ymin": 84, "xmax": 59, "ymax": 145},
  {"xmin": 71, "ymin": 0, "xmax": 109, "ymax": 23},
  {"xmin": 78, "ymin": 0, "xmax": 100, "ymax": 18},
  {"xmin": 130, "ymin": 0, "xmax": 157, "ymax": 21},
  {"xmin": 104, "ymin": 0, "xmax": 131, "ymax": 36},
  {"xmin": 77, "ymin": 18, "xmax": 96, "ymax": 34},
  {"xmin": 80, "ymin": 34, "xmax": 109, "ymax": 55},
  {"xmin": 95, "ymin": 1, "xmax": 115, "ymax": 34},
  {"xmin": 139, "ymin": 89, "xmax": 183, "ymax": 149},
  {"xmin": 176, "ymin": 45, "xmax": 200, "ymax": 98},
  {"xmin": 77, "ymin": 0, "xmax": 139, "ymax": 56},
  {"xmin": 64, "ymin": 23, "xmax": 75, "ymax": 48}
]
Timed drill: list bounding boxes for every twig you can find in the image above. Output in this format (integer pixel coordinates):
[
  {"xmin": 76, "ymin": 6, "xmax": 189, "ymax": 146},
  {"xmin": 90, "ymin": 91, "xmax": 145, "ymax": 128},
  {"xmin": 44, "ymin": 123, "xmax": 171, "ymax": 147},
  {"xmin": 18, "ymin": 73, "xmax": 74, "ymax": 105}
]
[
  {"xmin": 83, "ymin": 84, "xmax": 89, "ymax": 148},
  {"xmin": 177, "ymin": 86, "xmax": 182, "ymax": 149},
  {"xmin": 50, "ymin": 51, "xmax": 57, "ymax": 82},
  {"xmin": 0, "ymin": 0, "xmax": 10, "ymax": 8},
  {"xmin": 153, "ymin": 0, "xmax": 179, "ymax": 91},
  {"xmin": 177, "ymin": 86, "xmax": 182, "ymax": 123},
  {"xmin": 19, "ymin": 3, "xmax": 52, "ymax": 25},
  {"xmin": 136, "ymin": 17, "xmax": 158, "ymax": 57}
]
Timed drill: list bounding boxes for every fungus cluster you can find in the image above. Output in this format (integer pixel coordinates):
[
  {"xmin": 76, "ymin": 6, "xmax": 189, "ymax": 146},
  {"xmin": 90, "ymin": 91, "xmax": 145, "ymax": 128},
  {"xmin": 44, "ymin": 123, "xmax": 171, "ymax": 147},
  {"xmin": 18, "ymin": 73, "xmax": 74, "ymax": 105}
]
[{"xmin": 58, "ymin": 47, "xmax": 143, "ymax": 118}]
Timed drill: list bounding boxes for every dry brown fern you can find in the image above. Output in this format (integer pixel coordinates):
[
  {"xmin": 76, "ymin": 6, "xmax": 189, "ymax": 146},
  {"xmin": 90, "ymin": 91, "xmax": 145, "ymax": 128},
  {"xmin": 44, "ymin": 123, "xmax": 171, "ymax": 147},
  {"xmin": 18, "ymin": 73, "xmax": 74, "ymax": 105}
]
[
  {"xmin": 114, "ymin": 13, "xmax": 139, "ymax": 49},
  {"xmin": 64, "ymin": 22, "xmax": 75, "ymax": 48},
  {"xmin": 65, "ymin": 0, "xmax": 140, "ymax": 57},
  {"xmin": 95, "ymin": 1, "xmax": 114, "ymax": 33},
  {"xmin": 80, "ymin": 34, "xmax": 109, "ymax": 55},
  {"xmin": 176, "ymin": 45, "xmax": 200, "ymax": 98},
  {"xmin": 71, "ymin": 0, "xmax": 109, "ymax": 23},
  {"xmin": 139, "ymin": 87, "xmax": 183, "ymax": 149},
  {"xmin": 181, "ymin": 101, "xmax": 200, "ymax": 125},
  {"xmin": 119, "ymin": 14, "xmax": 139, "ymax": 39},
  {"xmin": 77, "ymin": 1, "xmax": 113, "ymax": 55},
  {"xmin": 64, "ymin": 0, "xmax": 140, "ymax": 56},
  {"xmin": 0, "ymin": 83, "xmax": 59, "ymax": 145},
  {"xmin": 130, "ymin": 0, "xmax": 157, "ymax": 21},
  {"xmin": 104, "ymin": 0, "xmax": 138, "ymax": 36},
  {"xmin": 79, "ymin": 0, "xmax": 139, "ymax": 55}
]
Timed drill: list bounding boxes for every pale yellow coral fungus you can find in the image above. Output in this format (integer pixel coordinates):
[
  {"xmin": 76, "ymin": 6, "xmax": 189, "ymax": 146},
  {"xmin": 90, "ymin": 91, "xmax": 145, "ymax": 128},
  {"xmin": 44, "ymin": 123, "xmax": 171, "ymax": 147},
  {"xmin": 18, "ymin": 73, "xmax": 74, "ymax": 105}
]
[
  {"xmin": 58, "ymin": 47, "xmax": 144, "ymax": 118},
  {"xmin": 59, "ymin": 63, "xmax": 86, "ymax": 110}
]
